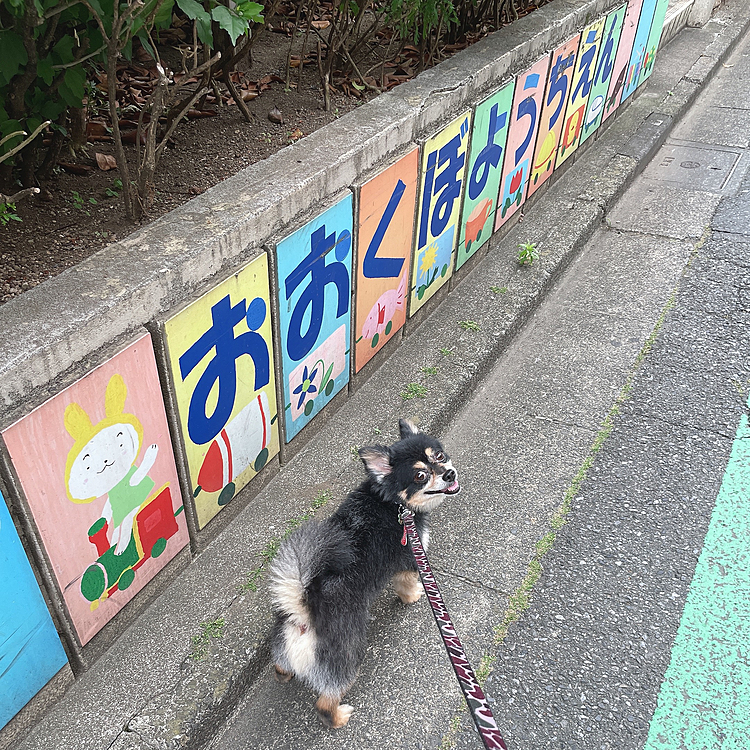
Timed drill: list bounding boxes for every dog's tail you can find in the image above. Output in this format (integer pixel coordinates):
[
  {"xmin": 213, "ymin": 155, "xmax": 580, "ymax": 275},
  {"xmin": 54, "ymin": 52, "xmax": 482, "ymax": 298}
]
[{"xmin": 268, "ymin": 520, "xmax": 350, "ymax": 625}]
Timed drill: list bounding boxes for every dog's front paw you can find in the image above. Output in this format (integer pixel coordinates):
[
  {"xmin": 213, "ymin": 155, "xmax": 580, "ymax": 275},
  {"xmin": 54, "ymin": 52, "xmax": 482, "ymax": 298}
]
[
  {"xmin": 274, "ymin": 665, "xmax": 293, "ymax": 683},
  {"xmin": 397, "ymin": 588, "xmax": 423, "ymax": 604}
]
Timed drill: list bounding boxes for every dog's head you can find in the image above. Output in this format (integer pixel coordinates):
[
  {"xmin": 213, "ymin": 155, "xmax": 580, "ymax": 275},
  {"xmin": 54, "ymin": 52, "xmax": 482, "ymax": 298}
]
[{"xmin": 359, "ymin": 419, "xmax": 460, "ymax": 513}]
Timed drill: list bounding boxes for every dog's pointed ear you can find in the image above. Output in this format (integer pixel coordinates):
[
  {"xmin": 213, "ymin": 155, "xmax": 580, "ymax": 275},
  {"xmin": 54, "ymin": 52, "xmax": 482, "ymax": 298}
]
[
  {"xmin": 398, "ymin": 418, "xmax": 420, "ymax": 439},
  {"xmin": 359, "ymin": 446, "xmax": 392, "ymax": 483}
]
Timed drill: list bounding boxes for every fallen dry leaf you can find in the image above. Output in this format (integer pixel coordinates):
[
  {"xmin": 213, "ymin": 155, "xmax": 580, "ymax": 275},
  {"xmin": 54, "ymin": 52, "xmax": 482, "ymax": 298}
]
[
  {"xmin": 58, "ymin": 162, "xmax": 94, "ymax": 175},
  {"xmin": 86, "ymin": 120, "xmax": 108, "ymax": 136},
  {"xmin": 95, "ymin": 153, "xmax": 117, "ymax": 171}
]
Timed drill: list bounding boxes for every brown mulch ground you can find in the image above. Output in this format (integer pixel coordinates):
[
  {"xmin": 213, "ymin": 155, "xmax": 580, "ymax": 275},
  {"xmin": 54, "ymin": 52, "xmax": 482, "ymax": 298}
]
[{"xmin": 0, "ymin": 25, "xmax": 378, "ymax": 304}]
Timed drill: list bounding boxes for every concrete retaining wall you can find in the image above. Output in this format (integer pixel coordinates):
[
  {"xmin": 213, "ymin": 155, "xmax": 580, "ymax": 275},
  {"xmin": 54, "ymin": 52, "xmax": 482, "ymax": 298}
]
[{"xmin": 0, "ymin": 0, "xmax": 687, "ymax": 737}]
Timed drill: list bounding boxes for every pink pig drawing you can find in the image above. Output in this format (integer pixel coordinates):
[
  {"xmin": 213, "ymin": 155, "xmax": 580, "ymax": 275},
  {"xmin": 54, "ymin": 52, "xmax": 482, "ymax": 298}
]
[{"xmin": 361, "ymin": 272, "xmax": 407, "ymax": 340}]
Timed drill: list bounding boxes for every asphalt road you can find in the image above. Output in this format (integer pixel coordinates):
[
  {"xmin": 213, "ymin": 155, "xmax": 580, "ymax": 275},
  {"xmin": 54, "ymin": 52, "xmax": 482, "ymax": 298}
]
[
  {"xmin": 450, "ymin": 32, "xmax": 750, "ymax": 750},
  {"xmin": 210, "ymin": 25, "xmax": 750, "ymax": 750}
]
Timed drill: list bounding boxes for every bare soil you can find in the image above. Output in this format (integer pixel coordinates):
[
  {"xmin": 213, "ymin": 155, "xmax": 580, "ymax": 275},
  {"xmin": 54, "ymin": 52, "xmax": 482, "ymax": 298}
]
[{"xmin": 0, "ymin": 28, "xmax": 374, "ymax": 304}]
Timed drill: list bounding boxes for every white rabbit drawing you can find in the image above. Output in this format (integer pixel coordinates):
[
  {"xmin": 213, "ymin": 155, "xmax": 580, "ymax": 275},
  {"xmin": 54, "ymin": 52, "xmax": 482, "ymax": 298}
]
[{"xmin": 64, "ymin": 374, "xmax": 158, "ymax": 555}]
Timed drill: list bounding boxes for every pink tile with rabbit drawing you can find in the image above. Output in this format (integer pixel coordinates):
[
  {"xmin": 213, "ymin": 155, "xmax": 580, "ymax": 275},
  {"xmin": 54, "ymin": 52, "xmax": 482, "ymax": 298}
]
[{"xmin": 2, "ymin": 331, "xmax": 188, "ymax": 645}]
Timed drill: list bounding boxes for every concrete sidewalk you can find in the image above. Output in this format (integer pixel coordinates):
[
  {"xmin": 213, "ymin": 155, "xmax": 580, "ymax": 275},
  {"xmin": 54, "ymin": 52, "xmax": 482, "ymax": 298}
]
[{"xmin": 10, "ymin": 3, "xmax": 750, "ymax": 749}]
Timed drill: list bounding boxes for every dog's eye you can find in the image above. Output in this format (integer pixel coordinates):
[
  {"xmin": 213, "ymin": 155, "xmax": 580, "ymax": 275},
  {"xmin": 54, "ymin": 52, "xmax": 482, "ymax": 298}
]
[
  {"xmin": 434, "ymin": 451, "xmax": 446, "ymax": 462},
  {"xmin": 414, "ymin": 469, "xmax": 429, "ymax": 484}
]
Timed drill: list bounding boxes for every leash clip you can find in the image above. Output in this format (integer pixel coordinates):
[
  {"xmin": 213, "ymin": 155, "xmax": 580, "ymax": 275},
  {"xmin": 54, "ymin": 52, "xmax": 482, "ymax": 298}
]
[{"xmin": 398, "ymin": 504, "xmax": 409, "ymax": 546}]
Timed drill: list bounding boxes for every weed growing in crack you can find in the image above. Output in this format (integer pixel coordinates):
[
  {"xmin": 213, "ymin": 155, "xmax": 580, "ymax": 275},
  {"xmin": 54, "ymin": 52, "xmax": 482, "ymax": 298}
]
[
  {"xmin": 239, "ymin": 491, "xmax": 331, "ymax": 593},
  {"xmin": 459, "ymin": 320, "xmax": 480, "ymax": 332},
  {"xmin": 401, "ymin": 383, "xmax": 428, "ymax": 400},
  {"xmin": 517, "ymin": 241, "xmax": 539, "ymax": 266},
  {"xmin": 438, "ymin": 715, "xmax": 462, "ymax": 750},
  {"xmin": 190, "ymin": 617, "xmax": 225, "ymax": 660}
]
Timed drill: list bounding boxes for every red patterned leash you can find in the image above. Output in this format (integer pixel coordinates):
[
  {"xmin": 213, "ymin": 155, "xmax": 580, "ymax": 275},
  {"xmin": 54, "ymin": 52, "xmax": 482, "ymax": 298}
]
[{"xmin": 399, "ymin": 506, "xmax": 508, "ymax": 750}]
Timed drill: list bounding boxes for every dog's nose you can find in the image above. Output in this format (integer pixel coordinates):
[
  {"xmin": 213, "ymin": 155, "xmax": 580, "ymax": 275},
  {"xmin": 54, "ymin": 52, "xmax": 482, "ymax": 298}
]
[{"xmin": 443, "ymin": 468, "xmax": 456, "ymax": 483}]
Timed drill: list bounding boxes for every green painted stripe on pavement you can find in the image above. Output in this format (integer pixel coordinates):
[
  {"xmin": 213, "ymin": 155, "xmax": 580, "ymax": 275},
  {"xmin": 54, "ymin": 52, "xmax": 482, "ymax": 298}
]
[{"xmin": 643, "ymin": 409, "xmax": 750, "ymax": 749}]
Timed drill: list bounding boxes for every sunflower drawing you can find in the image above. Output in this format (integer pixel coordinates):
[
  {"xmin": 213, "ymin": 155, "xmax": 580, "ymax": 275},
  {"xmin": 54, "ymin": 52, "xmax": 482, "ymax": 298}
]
[{"xmin": 419, "ymin": 242, "xmax": 438, "ymax": 280}]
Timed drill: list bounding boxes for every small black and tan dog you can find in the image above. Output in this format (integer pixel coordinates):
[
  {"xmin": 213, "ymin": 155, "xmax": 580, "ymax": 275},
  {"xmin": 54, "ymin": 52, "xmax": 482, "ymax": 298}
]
[{"xmin": 268, "ymin": 419, "xmax": 460, "ymax": 728}]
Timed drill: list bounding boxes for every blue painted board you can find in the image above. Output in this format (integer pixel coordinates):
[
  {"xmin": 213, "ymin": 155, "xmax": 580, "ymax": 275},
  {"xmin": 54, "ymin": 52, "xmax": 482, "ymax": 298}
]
[
  {"xmin": 620, "ymin": 0, "xmax": 659, "ymax": 102},
  {"xmin": 1, "ymin": 491, "xmax": 68, "ymax": 729},
  {"xmin": 275, "ymin": 194, "xmax": 353, "ymax": 442}
]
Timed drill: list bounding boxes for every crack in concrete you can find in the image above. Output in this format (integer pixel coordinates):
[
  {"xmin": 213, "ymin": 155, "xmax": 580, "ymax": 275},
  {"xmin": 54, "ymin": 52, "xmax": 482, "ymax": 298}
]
[
  {"xmin": 434, "ymin": 565, "xmax": 512, "ymax": 597},
  {"xmin": 526, "ymin": 412, "xmax": 599, "ymax": 434},
  {"xmin": 622, "ymin": 407, "xmax": 738, "ymax": 441},
  {"xmin": 714, "ymin": 229, "xmax": 750, "ymax": 242},
  {"xmin": 603, "ymin": 224, "xmax": 713, "ymax": 244}
]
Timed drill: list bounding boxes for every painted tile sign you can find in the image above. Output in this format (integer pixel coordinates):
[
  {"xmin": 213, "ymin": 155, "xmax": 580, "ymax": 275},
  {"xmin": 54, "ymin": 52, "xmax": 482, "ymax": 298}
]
[
  {"xmin": 528, "ymin": 37, "xmax": 580, "ymax": 198},
  {"xmin": 496, "ymin": 55, "xmax": 550, "ymax": 230},
  {"xmin": 411, "ymin": 111, "xmax": 472, "ymax": 313},
  {"xmin": 0, "ymin": 491, "xmax": 68, "ymax": 730},
  {"xmin": 621, "ymin": 0, "xmax": 659, "ymax": 103},
  {"xmin": 458, "ymin": 82, "xmax": 514, "ymax": 269},
  {"xmin": 557, "ymin": 17, "xmax": 606, "ymax": 167},
  {"xmin": 2, "ymin": 333, "xmax": 189, "ymax": 644},
  {"xmin": 276, "ymin": 194, "xmax": 353, "ymax": 442},
  {"xmin": 638, "ymin": 0, "xmax": 670, "ymax": 88},
  {"xmin": 164, "ymin": 254, "xmax": 280, "ymax": 529},
  {"xmin": 580, "ymin": 5, "xmax": 627, "ymax": 146},
  {"xmin": 603, "ymin": 0, "xmax": 645, "ymax": 122},
  {"xmin": 355, "ymin": 149, "xmax": 418, "ymax": 372}
]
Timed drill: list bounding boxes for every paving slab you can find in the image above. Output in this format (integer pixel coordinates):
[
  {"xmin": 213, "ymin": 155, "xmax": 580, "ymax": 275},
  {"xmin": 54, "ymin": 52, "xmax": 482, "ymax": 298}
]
[
  {"xmin": 607, "ymin": 182, "xmax": 722, "ymax": 239},
  {"xmin": 670, "ymin": 104, "xmax": 750, "ymax": 148}
]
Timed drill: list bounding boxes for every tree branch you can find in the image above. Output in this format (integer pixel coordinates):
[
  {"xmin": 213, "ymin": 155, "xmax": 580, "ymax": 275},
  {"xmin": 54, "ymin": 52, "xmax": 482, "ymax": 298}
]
[
  {"xmin": 0, "ymin": 121, "xmax": 51, "ymax": 165},
  {"xmin": 0, "ymin": 187, "xmax": 40, "ymax": 204}
]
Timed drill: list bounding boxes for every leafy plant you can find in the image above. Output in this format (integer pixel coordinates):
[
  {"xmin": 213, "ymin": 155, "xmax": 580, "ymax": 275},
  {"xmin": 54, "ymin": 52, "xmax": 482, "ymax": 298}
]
[
  {"xmin": 0, "ymin": 201, "xmax": 21, "ymax": 226},
  {"xmin": 104, "ymin": 177, "xmax": 123, "ymax": 198},
  {"xmin": 388, "ymin": 0, "xmax": 458, "ymax": 46},
  {"xmin": 490, "ymin": 285, "xmax": 508, "ymax": 294},
  {"xmin": 401, "ymin": 382, "xmax": 428, "ymax": 400},
  {"xmin": 439, "ymin": 347, "xmax": 453, "ymax": 356},
  {"xmin": 459, "ymin": 320, "xmax": 480, "ymax": 332},
  {"xmin": 517, "ymin": 241, "xmax": 539, "ymax": 266},
  {"xmin": 70, "ymin": 190, "xmax": 97, "ymax": 214},
  {"xmin": 422, "ymin": 366, "xmax": 438, "ymax": 376},
  {"xmin": 190, "ymin": 617, "xmax": 225, "ymax": 660}
]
